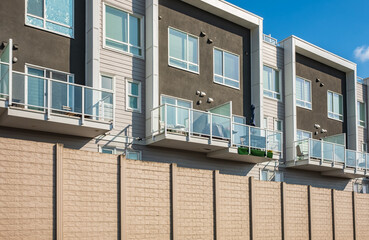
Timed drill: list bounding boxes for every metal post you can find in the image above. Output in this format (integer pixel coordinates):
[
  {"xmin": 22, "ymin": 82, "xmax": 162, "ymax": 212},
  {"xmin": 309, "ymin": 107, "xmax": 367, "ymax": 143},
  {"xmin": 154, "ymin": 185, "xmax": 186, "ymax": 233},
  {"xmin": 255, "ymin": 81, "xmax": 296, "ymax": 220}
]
[
  {"xmin": 47, "ymin": 79, "xmax": 51, "ymax": 120},
  {"xmin": 81, "ymin": 87, "xmax": 85, "ymax": 125},
  {"xmin": 8, "ymin": 39, "xmax": 13, "ymax": 106}
]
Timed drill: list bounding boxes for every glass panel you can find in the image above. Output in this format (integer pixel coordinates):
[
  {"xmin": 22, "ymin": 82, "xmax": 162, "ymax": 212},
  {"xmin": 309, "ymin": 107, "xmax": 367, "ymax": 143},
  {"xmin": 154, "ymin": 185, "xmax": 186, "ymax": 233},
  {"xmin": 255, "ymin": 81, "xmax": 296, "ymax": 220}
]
[
  {"xmin": 274, "ymin": 70, "xmax": 280, "ymax": 92},
  {"xmin": 296, "ymin": 77, "xmax": 303, "ymax": 101},
  {"xmin": 263, "ymin": 66, "xmax": 271, "ymax": 91},
  {"xmin": 189, "ymin": 64, "xmax": 198, "ymax": 73},
  {"xmin": 233, "ymin": 116, "xmax": 246, "ymax": 124},
  {"xmin": 346, "ymin": 150, "xmax": 356, "ymax": 167},
  {"xmin": 177, "ymin": 100, "xmax": 191, "ymax": 108},
  {"xmin": 209, "ymin": 102, "xmax": 231, "ymax": 117},
  {"xmin": 304, "ymin": 80, "xmax": 311, "ymax": 102},
  {"xmin": 27, "ymin": 0, "xmax": 44, "ymax": 17},
  {"xmin": 169, "ymin": 28, "xmax": 186, "ymax": 61},
  {"xmin": 334, "ymin": 144, "xmax": 345, "ymax": 163},
  {"xmin": 212, "ymin": 114, "xmax": 231, "ymax": 139},
  {"xmin": 130, "ymin": 47, "xmax": 141, "ymax": 56},
  {"xmin": 214, "ymin": 49, "xmax": 223, "ymax": 76},
  {"xmin": 106, "ymin": 6, "xmax": 128, "ymax": 43},
  {"xmin": 161, "ymin": 96, "xmax": 176, "ymax": 105},
  {"xmin": 26, "ymin": 15, "xmax": 44, "ymax": 28},
  {"xmin": 250, "ymin": 127, "xmax": 266, "ymax": 149},
  {"xmin": 224, "ymin": 79, "xmax": 239, "ymax": 88},
  {"xmin": 328, "ymin": 92, "xmax": 333, "ymax": 113},
  {"xmin": 358, "ymin": 153, "xmax": 366, "ymax": 168},
  {"xmin": 310, "ymin": 139, "xmax": 322, "ymax": 159},
  {"xmin": 51, "ymin": 81, "xmax": 67, "ymax": 111},
  {"xmin": 129, "ymin": 82, "xmax": 139, "ymax": 96},
  {"xmin": 188, "ymin": 36, "xmax": 198, "ymax": 65},
  {"xmin": 12, "ymin": 72, "xmax": 26, "ymax": 104},
  {"xmin": 323, "ymin": 142, "xmax": 334, "ymax": 161},
  {"xmin": 129, "ymin": 15, "xmax": 141, "ymax": 47},
  {"xmin": 101, "ymin": 76, "xmax": 113, "ymax": 90},
  {"xmin": 129, "ymin": 96, "xmax": 138, "ymax": 109},
  {"xmin": 101, "ymin": 91, "xmax": 113, "ymax": 119},
  {"xmin": 333, "ymin": 93, "xmax": 339, "ymax": 115},
  {"xmin": 267, "ymin": 131, "xmax": 281, "ymax": 152},
  {"xmin": 102, "ymin": 148, "xmax": 114, "ymax": 154},
  {"xmin": 106, "ymin": 39, "xmax": 128, "ymax": 52},
  {"xmin": 127, "ymin": 152, "xmax": 139, "ymax": 160},
  {"xmin": 224, "ymin": 52, "xmax": 239, "ymax": 81},
  {"xmin": 169, "ymin": 58, "xmax": 187, "ymax": 69},
  {"xmin": 232, "ymin": 123, "xmax": 249, "ymax": 146},
  {"xmin": 45, "ymin": 0, "xmax": 73, "ymax": 26},
  {"xmin": 261, "ymin": 171, "xmax": 268, "ymax": 181},
  {"xmin": 214, "ymin": 75, "xmax": 223, "ymax": 84},
  {"xmin": 27, "ymin": 68, "xmax": 45, "ymax": 108},
  {"xmin": 192, "ymin": 110, "xmax": 210, "ymax": 136},
  {"xmin": 0, "ymin": 63, "xmax": 9, "ymax": 96},
  {"xmin": 45, "ymin": 21, "xmax": 73, "ymax": 36}
]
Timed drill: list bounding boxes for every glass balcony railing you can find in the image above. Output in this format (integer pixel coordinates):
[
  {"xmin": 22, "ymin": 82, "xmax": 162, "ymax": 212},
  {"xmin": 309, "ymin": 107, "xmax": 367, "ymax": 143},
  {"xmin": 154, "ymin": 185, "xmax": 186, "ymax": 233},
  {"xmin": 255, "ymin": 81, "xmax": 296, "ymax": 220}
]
[
  {"xmin": 0, "ymin": 62, "xmax": 9, "ymax": 99},
  {"xmin": 295, "ymin": 138, "xmax": 369, "ymax": 171},
  {"xmin": 263, "ymin": 34, "xmax": 278, "ymax": 46},
  {"xmin": 7, "ymin": 70, "xmax": 114, "ymax": 123},
  {"xmin": 151, "ymin": 104, "xmax": 283, "ymax": 153}
]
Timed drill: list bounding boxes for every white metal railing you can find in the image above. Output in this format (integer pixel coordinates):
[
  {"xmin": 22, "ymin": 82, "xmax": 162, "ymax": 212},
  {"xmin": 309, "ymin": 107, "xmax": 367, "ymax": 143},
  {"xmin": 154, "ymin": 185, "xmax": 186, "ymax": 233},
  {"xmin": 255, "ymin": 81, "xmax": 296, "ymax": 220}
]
[
  {"xmin": 295, "ymin": 138, "xmax": 368, "ymax": 172},
  {"xmin": 10, "ymin": 71, "xmax": 114, "ymax": 123},
  {"xmin": 263, "ymin": 34, "xmax": 278, "ymax": 46},
  {"xmin": 151, "ymin": 104, "xmax": 283, "ymax": 154}
]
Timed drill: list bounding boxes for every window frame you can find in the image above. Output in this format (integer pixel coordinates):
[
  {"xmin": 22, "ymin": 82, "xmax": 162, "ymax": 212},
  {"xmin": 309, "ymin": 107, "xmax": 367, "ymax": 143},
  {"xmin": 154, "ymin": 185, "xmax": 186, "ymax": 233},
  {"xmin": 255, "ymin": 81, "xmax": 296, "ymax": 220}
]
[
  {"xmin": 327, "ymin": 90, "xmax": 344, "ymax": 122},
  {"xmin": 274, "ymin": 119, "xmax": 283, "ymax": 132},
  {"xmin": 260, "ymin": 169, "xmax": 284, "ymax": 182},
  {"xmin": 100, "ymin": 146, "xmax": 142, "ymax": 160},
  {"xmin": 263, "ymin": 65, "xmax": 282, "ymax": 101},
  {"xmin": 167, "ymin": 27, "xmax": 200, "ymax": 74},
  {"xmin": 103, "ymin": 3, "xmax": 145, "ymax": 59},
  {"xmin": 296, "ymin": 76, "xmax": 312, "ymax": 110},
  {"xmin": 25, "ymin": 0, "xmax": 75, "ymax": 38},
  {"xmin": 357, "ymin": 101, "xmax": 366, "ymax": 127},
  {"xmin": 126, "ymin": 79, "xmax": 141, "ymax": 113},
  {"xmin": 213, "ymin": 47, "xmax": 241, "ymax": 90}
]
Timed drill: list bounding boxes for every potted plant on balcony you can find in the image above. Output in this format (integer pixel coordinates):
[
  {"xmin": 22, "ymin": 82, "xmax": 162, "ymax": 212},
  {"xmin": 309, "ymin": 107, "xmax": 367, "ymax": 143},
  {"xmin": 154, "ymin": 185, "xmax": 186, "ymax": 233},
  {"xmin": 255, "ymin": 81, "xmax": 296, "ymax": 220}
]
[{"xmin": 266, "ymin": 150, "xmax": 273, "ymax": 159}]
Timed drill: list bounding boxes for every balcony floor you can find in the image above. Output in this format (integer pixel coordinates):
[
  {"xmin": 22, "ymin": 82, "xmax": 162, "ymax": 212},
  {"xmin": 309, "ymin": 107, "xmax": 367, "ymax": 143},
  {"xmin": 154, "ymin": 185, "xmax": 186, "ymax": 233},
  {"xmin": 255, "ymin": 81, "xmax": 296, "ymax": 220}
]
[
  {"xmin": 0, "ymin": 107, "xmax": 112, "ymax": 138},
  {"xmin": 207, "ymin": 147, "xmax": 279, "ymax": 163}
]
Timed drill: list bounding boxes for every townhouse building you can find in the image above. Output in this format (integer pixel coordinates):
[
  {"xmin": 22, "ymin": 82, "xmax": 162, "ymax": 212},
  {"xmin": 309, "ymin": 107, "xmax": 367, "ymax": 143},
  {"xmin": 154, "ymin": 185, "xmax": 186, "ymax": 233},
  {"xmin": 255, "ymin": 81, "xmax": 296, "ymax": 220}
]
[{"xmin": 0, "ymin": 0, "xmax": 368, "ymax": 192}]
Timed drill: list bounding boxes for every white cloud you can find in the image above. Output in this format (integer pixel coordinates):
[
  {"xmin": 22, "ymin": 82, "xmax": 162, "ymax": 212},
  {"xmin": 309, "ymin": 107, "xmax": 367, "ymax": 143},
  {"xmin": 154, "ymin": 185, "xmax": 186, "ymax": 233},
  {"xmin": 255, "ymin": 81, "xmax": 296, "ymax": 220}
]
[{"xmin": 354, "ymin": 46, "xmax": 369, "ymax": 62}]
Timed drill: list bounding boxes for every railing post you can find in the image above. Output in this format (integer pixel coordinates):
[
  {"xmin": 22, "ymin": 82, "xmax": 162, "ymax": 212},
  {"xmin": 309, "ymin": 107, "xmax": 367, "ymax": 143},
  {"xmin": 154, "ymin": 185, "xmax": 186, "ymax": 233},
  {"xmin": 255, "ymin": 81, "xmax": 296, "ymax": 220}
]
[
  {"xmin": 81, "ymin": 88, "xmax": 85, "ymax": 125},
  {"xmin": 164, "ymin": 104, "xmax": 167, "ymax": 137},
  {"xmin": 8, "ymin": 39, "xmax": 13, "ymax": 106},
  {"xmin": 47, "ymin": 79, "xmax": 51, "ymax": 120}
]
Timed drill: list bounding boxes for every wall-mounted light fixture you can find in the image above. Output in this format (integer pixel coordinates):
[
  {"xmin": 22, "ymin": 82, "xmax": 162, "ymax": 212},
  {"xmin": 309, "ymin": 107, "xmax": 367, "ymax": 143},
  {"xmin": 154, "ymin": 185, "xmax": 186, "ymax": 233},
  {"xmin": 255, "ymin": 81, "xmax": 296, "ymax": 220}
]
[
  {"xmin": 200, "ymin": 32, "xmax": 206, "ymax": 37},
  {"xmin": 314, "ymin": 124, "xmax": 321, "ymax": 129},
  {"xmin": 321, "ymin": 129, "xmax": 327, "ymax": 133},
  {"xmin": 315, "ymin": 131, "xmax": 319, "ymax": 135},
  {"xmin": 316, "ymin": 78, "xmax": 321, "ymax": 82},
  {"xmin": 12, "ymin": 57, "xmax": 18, "ymax": 63},
  {"xmin": 196, "ymin": 90, "xmax": 200, "ymax": 95},
  {"xmin": 197, "ymin": 100, "xmax": 202, "ymax": 105},
  {"xmin": 320, "ymin": 83, "xmax": 324, "ymax": 87},
  {"xmin": 199, "ymin": 91, "xmax": 206, "ymax": 97},
  {"xmin": 207, "ymin": 39, "xmax": 213, "ymax": 44},
  {"xmin": 13, "ymin": 44, "xmax": 19, "ymax": 50},
  {"xmin": 207, "ymin": 98, "xmax": 214, "ymax": 103},
  {"xmin": 0, "ymin": 41, "xmax": 7, "ymax": 49}
]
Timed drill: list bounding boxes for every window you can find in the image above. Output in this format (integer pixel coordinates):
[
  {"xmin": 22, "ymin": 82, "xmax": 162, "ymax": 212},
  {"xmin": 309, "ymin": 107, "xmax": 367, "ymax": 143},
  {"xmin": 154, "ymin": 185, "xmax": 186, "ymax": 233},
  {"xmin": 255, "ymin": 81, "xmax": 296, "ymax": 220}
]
[
  {"xmin": 328, "ymin": 91, "xmax": 343, "ymax": 121},
  {"xmin": 213, "ymin": 48, "xmax": 240, "ymax": 89},
  {"xmin": 26, "ymin": 0, "xmax": 74, "ymax": 37},
  {"xmin": 101, "ymin": 147, "xmax": 141, "ymax": 160},
  {"xmin": 126, "ymin": 80, "xmax": 141, "ymax": 112},
  {"xmin": 296, "ymin": 130, "xmax": 312, "ymax": 141},
  {"xmin": 104, "ymin": 5, "xmax": 143, "ymax": 57},
  {"xmin": 358, "ymin": 101, "xmax": 366, "ymax": 127},
  {"xmin": 354, "ymin": 183, "xmax": 368, "ymax": 194},
  {"xmin": 263, "ymin": 66, "xmax": 281, "ymax": 100},
  {"xmin": 362, "ymin": 143, "xmax": 367, "ymax": 153},
  {"xmin": 101, "ymin": 75, "xmax": 114, "ymax": 119},
  {"xmin": 161, "ymin": 95, "xmax": 192, "ymax": 129},
  {"xmin": 263, "ymin": 117, "xmax": 268, "ymax": 129},
  {"xmin": 260, "ymin": 169, "xmax": 283, "ymax": 182},
  {"xmin": 296, "ymin": 77, "xmax": 311, "ymax": 109},
  {"xmin": 168, "ymin": 28, "xmax": 199, "ymax": 73},
  {"xmin": 274, "ymin": 119, "xmax": 283, "ymax": 132}
]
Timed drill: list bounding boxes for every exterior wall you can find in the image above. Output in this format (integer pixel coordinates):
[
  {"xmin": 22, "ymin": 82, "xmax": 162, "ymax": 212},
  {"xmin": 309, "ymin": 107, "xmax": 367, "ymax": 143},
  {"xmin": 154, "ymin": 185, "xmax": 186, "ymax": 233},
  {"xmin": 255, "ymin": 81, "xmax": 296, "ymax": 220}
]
[
  {"xmin": 0, "ymin": 0, "xmax": 86, "ymax": 84},
  {"xmin": 296, "ymin": 53, "xmax": 347, "ymax": 140},
  {"xmin": 158, "ymin": 0, "xmax": 251, "ymax": 117},
  {"xmin": 1, "ymin": 137, "xmax": 369, "ymax": 239},
  {"xmin": 356, "ymin": 82, "xmax": 367, "ymax": 150}
]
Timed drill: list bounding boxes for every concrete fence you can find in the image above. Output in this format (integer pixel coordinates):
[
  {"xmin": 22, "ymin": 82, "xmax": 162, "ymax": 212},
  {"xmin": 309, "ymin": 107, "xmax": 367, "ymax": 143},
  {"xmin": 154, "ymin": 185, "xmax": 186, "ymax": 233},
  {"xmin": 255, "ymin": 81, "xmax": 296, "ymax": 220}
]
[{"xmin": 1, "ymin": 137, "xmax": 369, "ymax": 239}]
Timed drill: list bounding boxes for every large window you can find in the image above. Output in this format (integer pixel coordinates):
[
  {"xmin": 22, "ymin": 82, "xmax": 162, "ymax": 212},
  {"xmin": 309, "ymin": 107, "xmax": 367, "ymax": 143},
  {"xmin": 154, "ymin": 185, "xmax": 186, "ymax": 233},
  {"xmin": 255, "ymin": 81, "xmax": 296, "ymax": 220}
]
[
  {"xmin": 168, "ymin": 28, "xmax": 199, "ymax": 73},
  {"xmin": 213, "ymin": 48, "xmax": 240, "ymax": 89},
  {"xmin": 358, "ymin": 101, "xmax": 366, "ymax": 127},
  {"xmin": 161, "ymin": 95, "xmax": 192, "ymax": 129},
  {"xmin": 101, "ymin": 75, "xmax": 114, "ymax": 119},
  {"xmin": 263, "ymin": 66, "xmax": 281, "ymax": 100},
  {"xmin": 296, "ymin": 77, "xmax": 311, "ymax": 109},
  {"xmin": 105, "ymin": 5, "xmax": 143, "ymax": 57},
  {"xmin": 26, "ymin": 0, "xmax": 74, "ymax": 37},
  {"xmin": 328, "ymin": 91, "xmax": 343, "ymax": 121},
  {"xmin": 126, "ymin": 80, "xmax": 141, "ymax": 112}
]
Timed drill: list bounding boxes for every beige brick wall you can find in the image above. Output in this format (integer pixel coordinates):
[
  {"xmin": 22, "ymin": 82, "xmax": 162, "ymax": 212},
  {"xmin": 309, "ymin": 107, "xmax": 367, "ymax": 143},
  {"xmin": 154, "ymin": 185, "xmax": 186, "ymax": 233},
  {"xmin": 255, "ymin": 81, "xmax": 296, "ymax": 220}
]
[
  {"xmin": 254, "ymin": 180, "xmax": 282, "ymax": 240},
  {"xmin": 0, "ymin": 138, "xmax": 55, "ymax": 240},
  {"xmin": 284, "ymin": 184, "xmax": 309, "ymax": 240},
  {"xmin": 311, "ymin": 187, "xmax": 333, "ymax": 240},
  {"xmin": 177, "ymin": 168, "xmax": 214, "ymax": 239},
  {"xmin": 356, "ymin": 193, "xmax": 369, "ymax": 240},
  {"xmin": 218, "ymin": 174, "xmax": 249, "ymax": 240},
  {"xmin": 125, "ymin": 160, "xmax": 171, "ymax": 240},
  {"xmin": 62, "ymin": 149, "xmax": 119, "ymax": 239},
  {"xmin": 335, "ymin": 191, "xmax": 354, "ymax": 240}
]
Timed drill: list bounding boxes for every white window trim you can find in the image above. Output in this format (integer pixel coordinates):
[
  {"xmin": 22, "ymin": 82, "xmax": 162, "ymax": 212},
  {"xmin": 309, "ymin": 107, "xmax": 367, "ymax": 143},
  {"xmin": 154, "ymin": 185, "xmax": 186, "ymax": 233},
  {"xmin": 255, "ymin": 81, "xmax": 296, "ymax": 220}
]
[
  {"xmin": 103, "ymin": 3, "xmax": 145, "ymax": 59},
  {"xmin": 25, "ymin": 0, "xmax": 75, "ymax": 38},
  {"xmin": 327, "ymin": 90, "xmax": 344, "ymax": 122},
  {"xmin": 274, "ymin": 118, "xmax": 283, "ymax": 132},
  {"xmin": 160, "ymin": 94, "xmax": 193, "ymax": 108},
  {"xmin": 126, "ymin": 79, "xmax": 141, "ymax": 113},
  {"xmin": 296, "ymin": 76, "xmax": 312, "ymax": 110},
  {"xmin": 260, "ymin": 169, "xmax": 284, "ymax": 182},
  {"xmin": 213, "ymin": 47, "xmax": 240, "ymax": 90},
  {"xmin": 357, "ymin": 101, "xmax": 366, "ymax": 128},
  {"xmin": 168, "ymin": 27, "xmax": 200, "ymax": 74},
  {"xmin": 263, "ymin": 65, "xmax": 282, "ymax": 102}
]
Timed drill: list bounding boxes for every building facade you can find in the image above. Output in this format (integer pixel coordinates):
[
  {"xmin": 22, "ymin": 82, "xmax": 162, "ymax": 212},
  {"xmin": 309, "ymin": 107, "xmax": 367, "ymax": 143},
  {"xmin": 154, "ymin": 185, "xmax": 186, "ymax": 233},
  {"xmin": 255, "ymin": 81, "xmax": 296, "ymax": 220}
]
[{"xmin": 0, "ymin": 0, "xmax": 368, "ymax": 192}]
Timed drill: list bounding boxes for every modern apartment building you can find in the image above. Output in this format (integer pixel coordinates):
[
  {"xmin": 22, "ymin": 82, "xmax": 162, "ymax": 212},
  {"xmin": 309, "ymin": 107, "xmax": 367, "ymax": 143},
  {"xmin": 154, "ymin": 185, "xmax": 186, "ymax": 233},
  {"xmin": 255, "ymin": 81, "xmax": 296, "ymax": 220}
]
[{"xmin": 0, "ymin": 0, "xmax": 368, "ymax": 192}]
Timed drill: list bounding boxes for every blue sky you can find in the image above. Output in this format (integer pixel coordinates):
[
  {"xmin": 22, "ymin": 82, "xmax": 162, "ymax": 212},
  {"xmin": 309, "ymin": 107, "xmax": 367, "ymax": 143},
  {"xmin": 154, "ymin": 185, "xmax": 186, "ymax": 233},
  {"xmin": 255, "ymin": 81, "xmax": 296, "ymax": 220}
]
[{"xmin": 228, "ymin": 0, "xmax": 369, "ymax": 78}]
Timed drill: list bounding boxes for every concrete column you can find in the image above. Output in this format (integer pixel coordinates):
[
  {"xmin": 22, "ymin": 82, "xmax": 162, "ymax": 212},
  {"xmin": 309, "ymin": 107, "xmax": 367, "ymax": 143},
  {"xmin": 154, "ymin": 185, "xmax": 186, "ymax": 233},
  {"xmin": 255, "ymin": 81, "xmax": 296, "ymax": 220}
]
[{"xmin": 56, "ymin": 143, "xmax": 64, "ymax": 240}]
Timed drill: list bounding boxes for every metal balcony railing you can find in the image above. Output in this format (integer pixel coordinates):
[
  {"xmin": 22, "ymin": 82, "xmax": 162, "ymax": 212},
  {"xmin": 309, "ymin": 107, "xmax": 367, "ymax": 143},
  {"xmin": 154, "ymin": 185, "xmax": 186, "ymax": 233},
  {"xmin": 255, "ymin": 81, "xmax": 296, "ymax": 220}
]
[
  {"xmin": 263, "ymin": 34, "xmax": 278, "ymax": 46},
  {"xmin": 151, "ymin": 104, "xmax": 283, "ymax": 153},
  {"xmin": 295, "ymin": 138, "xmax": 368, "ymax": 172}
]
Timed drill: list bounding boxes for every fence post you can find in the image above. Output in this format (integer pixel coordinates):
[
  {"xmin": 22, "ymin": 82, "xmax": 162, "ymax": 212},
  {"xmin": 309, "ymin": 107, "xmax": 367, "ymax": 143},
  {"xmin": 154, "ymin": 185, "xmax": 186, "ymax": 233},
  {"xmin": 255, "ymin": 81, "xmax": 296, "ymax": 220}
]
[
  {"xmin": 332, "ymin": 189, "xmax": 337, "ymax": 240},
  {"xmin": 171, "ymin": 163, "xmax": 178, "ymax": 240},
  {"xmin": 308, "ymin": 185, "xmax": 313, "ymax": 240},
  {"xmin": 353, "ymin": 192, "xmax": 357, "ymax": 240},
  {"xmin": 120, "ymin": 155, "xmax": 127, "ymax": 240},
  {"xmin": 249, "ymin": 177, "xmax": 255, "ymax": 240},
  {"xmin": 281, "ymin": 182, "xmax": 287, "ymax": 240},
  {"xmin": 214, "ymin": 170, "xmax": 220, "ymax": 239},
  {"xmin": 56, "ymin": 143, "xmax": 64, "ymax": 240}
]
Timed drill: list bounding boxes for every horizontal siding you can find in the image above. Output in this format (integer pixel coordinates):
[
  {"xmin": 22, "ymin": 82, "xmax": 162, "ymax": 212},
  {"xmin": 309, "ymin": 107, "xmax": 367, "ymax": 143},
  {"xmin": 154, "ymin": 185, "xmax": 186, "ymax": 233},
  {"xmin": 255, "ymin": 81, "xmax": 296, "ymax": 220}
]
[
  {"xmin": 356, "ymin": 82, "xmax": 367, "ymax": 102},
  {"xmin": 263, "ymin": 42, "xmax": 284, "ymax": 70}
]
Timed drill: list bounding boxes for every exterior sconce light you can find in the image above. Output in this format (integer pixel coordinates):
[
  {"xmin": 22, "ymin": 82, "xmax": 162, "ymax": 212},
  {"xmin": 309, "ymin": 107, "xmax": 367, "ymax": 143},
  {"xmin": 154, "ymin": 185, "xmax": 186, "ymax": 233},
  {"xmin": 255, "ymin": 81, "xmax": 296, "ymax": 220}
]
[
  {"xmin": 196, "ymin": 90, "xmax": 200, "ymax": 95},
  {"xmin": 314, "ymin": 124, "xmax": 320, "ymax": 129},
  {"xmin": 200, "ymin": 32, "xmax": 206, "ymax": 37},
  {"xmin": 320, "ymin": 83, "xmax": 324, "ymax": 87},
  {"xmin": 316, "ymin": 78, "xmax": 321, "ymax": 82},
  {"xmin": 197, "ymin": 100, "xmax": 202, "ymax": 105},
  {"xmin": 207, "ymin": 39, "xmax": 213, "ymax": 44},
  {"xmin": 321, "ymin": 129, "xmax": 327, "ymax": 133},
  {"xmin": 315, "ymin": 131, "xmax": 319, "ymax": 135},
  {"xmin": 12, "ymin": 57, "xmax": 18, "ymax": 63},
  {"xmin": 207, "ymin": 98, "xmax": 214, "ymax": 103},
  {"xmin": 199, "ymin": 91, "xmax": 206, "ymax": 97}
]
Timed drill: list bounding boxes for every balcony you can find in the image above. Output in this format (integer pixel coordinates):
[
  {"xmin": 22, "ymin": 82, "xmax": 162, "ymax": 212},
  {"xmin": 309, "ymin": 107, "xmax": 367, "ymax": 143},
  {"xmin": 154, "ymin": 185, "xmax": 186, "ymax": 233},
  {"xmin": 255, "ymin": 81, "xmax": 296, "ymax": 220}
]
[
  {"xmin": 263, "ymin": 34, "xmax": 279, "ymax": 46},
  {"xmin": 287, "ymin": 138, "xmax": 368, "ymax": 178},
  {"xmin": 148, "ymin": 104, "xmax": 282, "ymax": 163},
  {"xmin": 0, "ymin": 62, "xmax": 114, "ymax": 138}
]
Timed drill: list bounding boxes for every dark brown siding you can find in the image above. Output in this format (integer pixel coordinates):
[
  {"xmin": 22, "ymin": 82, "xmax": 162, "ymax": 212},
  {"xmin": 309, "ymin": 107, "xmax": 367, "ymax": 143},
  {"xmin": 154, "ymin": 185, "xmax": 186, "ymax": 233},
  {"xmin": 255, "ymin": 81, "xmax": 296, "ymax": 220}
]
[
  {"xmin": 0, "ymin": 0, "xmax": 85, "ymax": 84},
  {"xmin": 296, "ymin": 53, "xmax": 347, "ymax": 140},
  {"xmin": 158, "ymin": 0, "xmax": 251, "ymax": 117}
]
